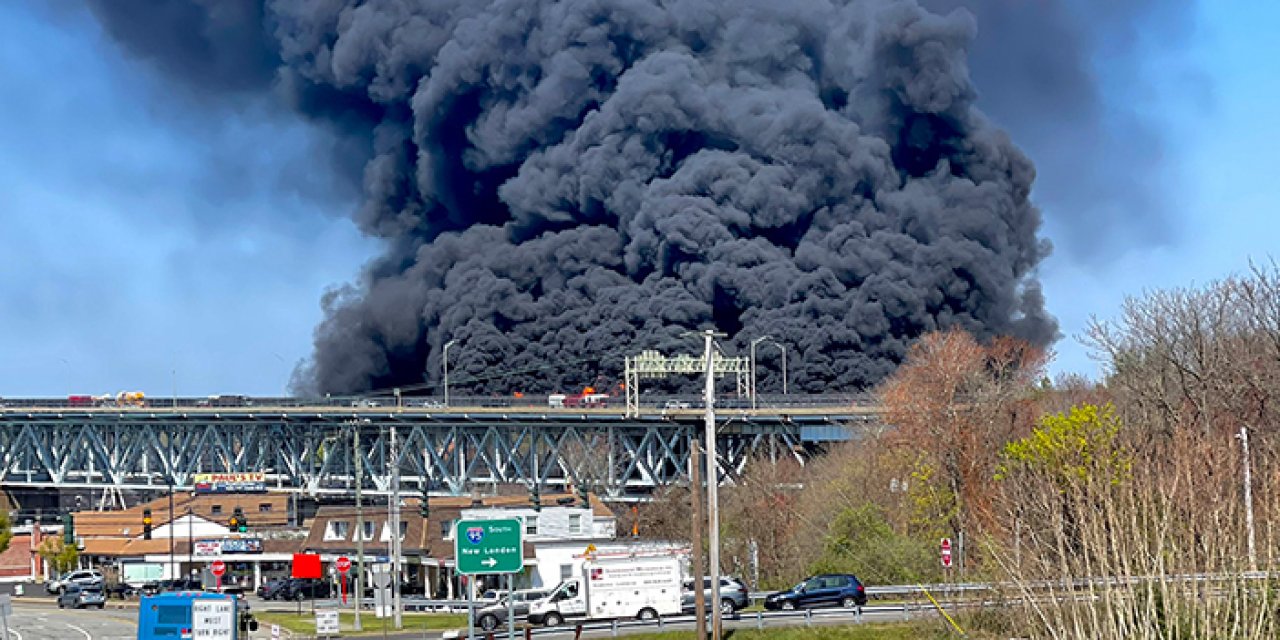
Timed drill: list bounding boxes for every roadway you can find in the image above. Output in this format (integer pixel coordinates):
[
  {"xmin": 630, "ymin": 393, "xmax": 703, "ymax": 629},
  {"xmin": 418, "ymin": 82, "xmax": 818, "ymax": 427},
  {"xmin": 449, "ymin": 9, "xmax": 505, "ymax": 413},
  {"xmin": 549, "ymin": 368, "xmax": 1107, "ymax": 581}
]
[{"xmin": 5, "ymin": 602, "xmax": 136, "ymax": 640}]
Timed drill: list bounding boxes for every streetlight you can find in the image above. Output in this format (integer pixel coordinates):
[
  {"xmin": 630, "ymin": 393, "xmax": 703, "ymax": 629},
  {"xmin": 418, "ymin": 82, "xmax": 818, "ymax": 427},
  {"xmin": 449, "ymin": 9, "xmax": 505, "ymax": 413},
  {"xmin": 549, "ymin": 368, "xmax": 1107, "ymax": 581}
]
[
  {"xmin": 770, "ymin": 340, "xmax": 788, "ymax": 396},
  {"xmin": 442, "ymin": 340, "xmax": 458, "ymax": 407},
  {"xmin": 749, "ymin": 336, "xmax": 771, "ymax": 410}
]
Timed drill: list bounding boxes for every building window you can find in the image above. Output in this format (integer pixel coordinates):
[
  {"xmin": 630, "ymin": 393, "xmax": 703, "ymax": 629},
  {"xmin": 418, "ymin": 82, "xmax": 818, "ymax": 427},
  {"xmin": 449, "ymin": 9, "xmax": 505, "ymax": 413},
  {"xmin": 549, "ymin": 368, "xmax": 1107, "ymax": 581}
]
[
  {"xmin": 560, "ymin": 564, "xmax": 574, "ymax": 581},
  {"xmin": 443, "ymin": 519, "xmax": 455, "ymax": 539},
  {"xmin": 568, "ymin": 513, "xmax": 582, "ymax": 534},
  {"xmin": 259, "ymin": 503, "xmax": 272, "ymax": 513},
  {"xmin": 525, "ymin": 516, "xmax": 538, "ymax": 537},
  {"xmin": 210, "ymin": 505, "xmax": 223, "ymax": 515},
  {"xmin": 381, "ymin": 521, "xmax": 409, "ymax": 542},
  {"xmin": 360, "ymin": 521, "xmax": 376, "ymax": 541},
  {"xmin": 324, "ymin": 521, "xmax": 351, "ymax": 541}
]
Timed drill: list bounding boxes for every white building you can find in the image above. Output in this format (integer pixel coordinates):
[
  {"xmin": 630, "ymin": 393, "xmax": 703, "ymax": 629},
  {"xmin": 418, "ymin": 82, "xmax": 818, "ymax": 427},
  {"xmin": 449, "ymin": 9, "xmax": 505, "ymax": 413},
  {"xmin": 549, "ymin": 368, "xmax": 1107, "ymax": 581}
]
[{"xmin": 458, "ymin": 503, "xmax": 683, "ymax": 589}]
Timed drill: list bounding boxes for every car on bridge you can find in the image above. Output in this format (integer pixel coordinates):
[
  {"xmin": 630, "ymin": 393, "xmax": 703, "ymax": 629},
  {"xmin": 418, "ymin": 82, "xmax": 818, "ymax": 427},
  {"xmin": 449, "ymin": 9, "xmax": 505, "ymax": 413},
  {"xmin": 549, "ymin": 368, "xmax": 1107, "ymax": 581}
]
[{"xmin": 764, "ymin": 574, "xmax": 866, "ymax": 611}]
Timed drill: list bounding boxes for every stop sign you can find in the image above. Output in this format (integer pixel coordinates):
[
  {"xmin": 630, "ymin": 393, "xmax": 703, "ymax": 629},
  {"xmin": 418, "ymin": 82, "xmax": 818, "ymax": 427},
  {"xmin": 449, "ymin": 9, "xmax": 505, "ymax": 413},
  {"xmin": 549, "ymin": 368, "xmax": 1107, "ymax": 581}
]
[
  {"xmin": 336, "ymin": 557, "xmax": 352, "ymax": 574},
  {"xmin": 211, "ymin": 560, "xmax": 227, "ymax": 577}
]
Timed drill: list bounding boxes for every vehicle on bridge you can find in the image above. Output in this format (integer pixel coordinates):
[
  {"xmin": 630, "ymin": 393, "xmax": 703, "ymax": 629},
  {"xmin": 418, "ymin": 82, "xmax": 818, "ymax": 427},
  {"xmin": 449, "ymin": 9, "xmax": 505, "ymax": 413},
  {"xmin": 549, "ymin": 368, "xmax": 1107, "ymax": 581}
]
[{"xmin": 528, "ymin": 554, "xmax": 683, "ymax": 626}]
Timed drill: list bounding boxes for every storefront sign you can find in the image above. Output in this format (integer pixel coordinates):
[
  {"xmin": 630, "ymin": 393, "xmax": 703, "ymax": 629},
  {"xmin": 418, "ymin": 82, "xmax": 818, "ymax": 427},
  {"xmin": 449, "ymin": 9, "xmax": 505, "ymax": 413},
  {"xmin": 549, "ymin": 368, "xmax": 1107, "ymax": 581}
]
[
  {"xmin": 193, "ymin": 472, "xmax": 267, "ymax": 494},
  {"xmin": 194, "ymin": 538, "xmax": 264, "ymax": 556}
]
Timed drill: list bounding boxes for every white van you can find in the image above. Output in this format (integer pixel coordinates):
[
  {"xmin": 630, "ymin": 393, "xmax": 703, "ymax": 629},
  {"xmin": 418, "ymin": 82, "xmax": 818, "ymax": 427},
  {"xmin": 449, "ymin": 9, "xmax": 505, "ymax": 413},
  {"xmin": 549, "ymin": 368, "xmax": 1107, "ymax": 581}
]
[{"xmin": 527, "ymin": 555, "xmax": 683, "ymax": 626}]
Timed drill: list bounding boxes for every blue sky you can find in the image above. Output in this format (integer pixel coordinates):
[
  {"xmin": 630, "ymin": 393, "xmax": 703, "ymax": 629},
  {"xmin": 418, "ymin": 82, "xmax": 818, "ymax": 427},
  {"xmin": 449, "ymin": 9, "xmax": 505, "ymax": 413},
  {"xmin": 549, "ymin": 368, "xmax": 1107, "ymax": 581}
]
[{"xmin": 1, "ymin": 2, "xmax": 1277, "ymax": 397}]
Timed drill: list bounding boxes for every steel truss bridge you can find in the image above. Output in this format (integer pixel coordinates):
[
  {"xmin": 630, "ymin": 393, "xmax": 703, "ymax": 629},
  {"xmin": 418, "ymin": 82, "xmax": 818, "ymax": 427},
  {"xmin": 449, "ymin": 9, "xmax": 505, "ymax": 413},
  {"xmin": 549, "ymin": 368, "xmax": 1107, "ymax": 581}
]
[{"xmin": 0, "ymin": 402, "xmax": 881, "ymax": 499}]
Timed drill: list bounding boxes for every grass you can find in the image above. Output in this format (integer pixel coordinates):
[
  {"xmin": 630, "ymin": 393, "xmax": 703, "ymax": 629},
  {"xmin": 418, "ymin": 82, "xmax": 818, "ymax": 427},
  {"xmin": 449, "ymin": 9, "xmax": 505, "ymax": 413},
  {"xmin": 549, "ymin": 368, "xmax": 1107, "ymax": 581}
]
[
  {"xmin": 255, "ymin": 611, "xmax": 467, "ymax": 636},
  {"xmin": 595, "ymin": 621, "xmax": 979, "ymax": 640}
]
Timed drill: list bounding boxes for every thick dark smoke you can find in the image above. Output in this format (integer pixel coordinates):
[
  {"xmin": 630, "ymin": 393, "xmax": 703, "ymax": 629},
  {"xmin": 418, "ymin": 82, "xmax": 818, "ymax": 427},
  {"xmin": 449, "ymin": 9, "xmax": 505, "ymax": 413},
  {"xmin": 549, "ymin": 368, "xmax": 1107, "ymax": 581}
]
[{"xmin": 89, "ymin": 0, "xmax": 1073, "ymax": 395}]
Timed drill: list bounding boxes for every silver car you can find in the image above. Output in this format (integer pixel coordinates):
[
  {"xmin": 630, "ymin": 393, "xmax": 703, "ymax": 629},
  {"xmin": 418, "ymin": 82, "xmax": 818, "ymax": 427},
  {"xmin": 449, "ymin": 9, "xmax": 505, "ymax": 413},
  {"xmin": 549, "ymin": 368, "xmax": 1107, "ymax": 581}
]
[
  {"xmin": 477, "ymin": 589, "xmax": 550, "ymax": 631},
  {"xmin": 682, "ymin": 576, "xmax": 750, "ymax": 615},
  {"xmin": 57, "ymin": 584, "xmax": 106, "ymax": 609}
]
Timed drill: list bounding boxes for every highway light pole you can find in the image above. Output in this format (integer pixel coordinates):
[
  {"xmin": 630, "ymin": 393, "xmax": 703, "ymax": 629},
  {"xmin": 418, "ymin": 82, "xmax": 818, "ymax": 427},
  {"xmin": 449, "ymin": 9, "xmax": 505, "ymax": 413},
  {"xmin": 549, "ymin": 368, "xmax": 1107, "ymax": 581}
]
[
  {"xmin": 701, "ymin": 329, "xmax": 726, "ymax": 640},
  {"xmin": 442, "ymin": 340, "xmax": 458, "ymax": 407},
  {"xmin": 749, "ymin": 336, "xmax": 771, "ymax": 410},
  {"xmin": 777, "ymin": 342, "xmax": 788, "ymax": 395}
]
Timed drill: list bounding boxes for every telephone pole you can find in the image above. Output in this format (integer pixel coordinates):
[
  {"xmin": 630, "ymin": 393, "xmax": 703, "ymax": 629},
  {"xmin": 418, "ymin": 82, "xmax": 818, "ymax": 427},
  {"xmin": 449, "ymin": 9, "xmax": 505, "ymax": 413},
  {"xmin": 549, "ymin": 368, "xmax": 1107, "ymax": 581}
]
[
  {"xmin": 352, "ymin": 423, "xmax": 364, "ymax": 631},
  {"xmin": 690, "ymin": 438, "xmax": 707, "ymax": 639},
  {"xmin": 1239, "ymin": 425, "xmax": 1257, "ymax": 571},
  {"xmin": 702, "ymin": 330, "xmax": 726, "ymax": 640}
]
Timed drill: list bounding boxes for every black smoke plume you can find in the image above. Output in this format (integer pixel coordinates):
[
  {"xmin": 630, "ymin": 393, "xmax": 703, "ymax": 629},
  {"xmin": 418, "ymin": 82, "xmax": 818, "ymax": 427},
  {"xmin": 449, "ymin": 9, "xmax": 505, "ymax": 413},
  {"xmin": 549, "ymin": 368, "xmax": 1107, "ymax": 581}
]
[{"xmin": 88, "ymin": 0, "xmax": 1067, "ymax": 395}]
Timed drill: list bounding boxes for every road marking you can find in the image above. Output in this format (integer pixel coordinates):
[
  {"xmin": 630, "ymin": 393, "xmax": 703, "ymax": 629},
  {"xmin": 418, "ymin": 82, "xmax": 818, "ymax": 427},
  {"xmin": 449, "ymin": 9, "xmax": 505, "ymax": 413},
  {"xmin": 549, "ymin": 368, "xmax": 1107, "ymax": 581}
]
[
  {"xmin": 65, "ymin": 623, "xmax": 92, "ymax": 640},
  {"xmin": 5, "ymin": 628, "xmax": 21, "ymax": 640}
]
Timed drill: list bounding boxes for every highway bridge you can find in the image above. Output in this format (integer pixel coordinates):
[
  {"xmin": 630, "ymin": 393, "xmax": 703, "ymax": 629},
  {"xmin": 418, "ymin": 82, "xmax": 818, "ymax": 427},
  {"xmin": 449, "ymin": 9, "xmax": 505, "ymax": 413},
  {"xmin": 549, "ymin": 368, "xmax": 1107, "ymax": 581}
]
[{"xmin": 0, "ymin": 395, "xmax": 882, "ymax": 500}]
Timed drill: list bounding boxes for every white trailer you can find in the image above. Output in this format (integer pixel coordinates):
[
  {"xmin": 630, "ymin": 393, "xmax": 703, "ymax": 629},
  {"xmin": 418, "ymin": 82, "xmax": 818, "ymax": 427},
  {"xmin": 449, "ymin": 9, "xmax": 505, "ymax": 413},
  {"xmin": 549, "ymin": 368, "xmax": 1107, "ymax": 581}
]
[{"xmin": 527, "ymin": 555, "xmax": 683, "ymax": 626}]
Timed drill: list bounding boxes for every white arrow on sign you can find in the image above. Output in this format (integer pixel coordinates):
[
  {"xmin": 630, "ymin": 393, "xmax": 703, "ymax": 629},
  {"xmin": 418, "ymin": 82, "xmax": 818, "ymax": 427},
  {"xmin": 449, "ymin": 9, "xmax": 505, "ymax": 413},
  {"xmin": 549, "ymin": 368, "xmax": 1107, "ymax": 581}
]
[{"xmin": 482, "ymin": 557, "xmax": 497, "ymax": 568}]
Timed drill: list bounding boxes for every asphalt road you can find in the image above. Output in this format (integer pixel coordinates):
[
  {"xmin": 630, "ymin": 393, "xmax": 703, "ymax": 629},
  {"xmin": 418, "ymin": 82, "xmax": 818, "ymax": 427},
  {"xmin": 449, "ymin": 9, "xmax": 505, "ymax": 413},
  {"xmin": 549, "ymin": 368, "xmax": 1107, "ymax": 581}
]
[{"xmin": 5, "ymin": 603, "xmax": 136, "ymax": 640}]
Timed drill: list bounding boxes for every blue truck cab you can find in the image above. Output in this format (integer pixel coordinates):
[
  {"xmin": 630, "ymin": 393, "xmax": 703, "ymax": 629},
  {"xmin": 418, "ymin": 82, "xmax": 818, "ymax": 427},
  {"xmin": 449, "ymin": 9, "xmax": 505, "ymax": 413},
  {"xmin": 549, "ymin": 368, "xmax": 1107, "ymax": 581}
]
[{"xmin": 137, "ymin": 591, "xmax": 253, "ymax": 640}]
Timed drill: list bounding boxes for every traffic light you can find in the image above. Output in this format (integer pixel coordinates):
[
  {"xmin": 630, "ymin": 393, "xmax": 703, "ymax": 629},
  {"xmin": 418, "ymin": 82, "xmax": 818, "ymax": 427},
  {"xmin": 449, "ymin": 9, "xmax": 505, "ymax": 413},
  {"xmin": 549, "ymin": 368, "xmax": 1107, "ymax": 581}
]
[
  {"xmin": 420, "ymin": 489, "xmax": 430, "ymax": 519},
  {"xmin": 231, "ymin": 506, "xmax": 247, "ymax": 533},
  {"xmin": 142, "ymin": 508, "xmax": 153, "ymax": 540},
  {"xmin": 530, "ymin": 485, "xmax": 541, "ymax": 512},
  {"xmin": 62, "ymin": 512, "xmax": 74, "ymax": 545}
]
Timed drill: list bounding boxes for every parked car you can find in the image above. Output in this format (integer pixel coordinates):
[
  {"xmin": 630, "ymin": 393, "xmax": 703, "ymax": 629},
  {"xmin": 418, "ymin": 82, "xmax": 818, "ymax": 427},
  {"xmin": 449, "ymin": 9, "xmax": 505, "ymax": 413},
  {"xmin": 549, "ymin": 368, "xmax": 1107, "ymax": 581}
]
[
  {"xmin": 280, "ymin": 578, "xmax": 331, "ymax": 601},
  {"xmin": 682, "ymin": 576, "xmax": 750, "ymax": 615},
  {"xmin": 476, "ymin": 589, "xmax": 550, "ymax": 631},
  {"xmin": 46, "ymin": 569, "xmax": 104, "ymax": 594},
  {"xmin": 57, "ymin": 583, "xmax": 106, "ymax": 609},
  {"xmin": 257, "ymin": 578, "xmax": 289, "ymax": 600},
  {"xmin": 143, "ymin": 578, "xmax": 204, "ymax": 596},
  {"xmin": 763, "ymin": 574, "xmax": 866, "ymax": 611}
]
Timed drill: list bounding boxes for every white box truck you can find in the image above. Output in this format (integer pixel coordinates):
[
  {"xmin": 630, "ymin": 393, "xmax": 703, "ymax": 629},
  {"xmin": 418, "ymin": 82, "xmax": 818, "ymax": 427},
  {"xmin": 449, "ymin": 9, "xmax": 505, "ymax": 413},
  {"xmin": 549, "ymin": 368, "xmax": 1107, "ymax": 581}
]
[{"xmin": 527, "ymin": 555, "xmax": 683, "ymax": 626}]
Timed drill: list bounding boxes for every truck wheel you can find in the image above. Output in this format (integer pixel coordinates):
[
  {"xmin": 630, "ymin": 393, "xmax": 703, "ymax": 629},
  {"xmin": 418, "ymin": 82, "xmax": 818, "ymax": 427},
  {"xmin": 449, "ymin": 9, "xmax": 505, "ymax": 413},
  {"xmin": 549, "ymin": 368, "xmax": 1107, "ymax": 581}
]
[
  {"xmin": 479, "ymin": 615, "xmax": 498, "ymax": 631},
  {"xmin": 544, "ymin": 612, "xmax": 563, "ymax": 627},
  {"xmin": 636, "ymin": 608, "xmax": 658, "ymax": 621}
]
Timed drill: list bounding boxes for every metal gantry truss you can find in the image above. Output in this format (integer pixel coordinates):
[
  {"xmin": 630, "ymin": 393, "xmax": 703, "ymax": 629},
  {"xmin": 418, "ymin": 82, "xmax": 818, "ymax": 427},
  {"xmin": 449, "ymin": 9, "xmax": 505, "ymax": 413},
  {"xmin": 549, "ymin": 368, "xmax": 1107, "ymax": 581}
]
[
  {"xmin": 0, "ymin": 409, "xmax": 846, "ymax": 498},
  {"xmin": 624, "ymin": 350, "xmax": 750, "ymax": 417}
]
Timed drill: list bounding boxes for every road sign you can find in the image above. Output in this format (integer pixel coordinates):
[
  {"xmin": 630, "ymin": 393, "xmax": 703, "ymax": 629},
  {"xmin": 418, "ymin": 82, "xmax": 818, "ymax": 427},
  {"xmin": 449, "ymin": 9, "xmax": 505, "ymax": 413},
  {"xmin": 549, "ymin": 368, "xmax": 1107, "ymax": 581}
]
[
  {"xmin": 941, "ymin": 537, "xmax": 953, "ymax": 568},
  {"xmin": 210, "ymin": 560, "xmax": 226, "ymax": 577},
  {"xmin": 270, "ymin": 624, "xmax": 281, "ymax": 639},
  {"xmin": 315, "ymin": 609, "xmax": 340, "ymax": 635},
  {"xmin": 192, "ymin": 598, "xmax": 234, "ymax": 639},
  {"xmin": 335, "ymin": 556, "xmax": 351, "ymax": 574},
  {"xmin": 455, "ymin": 518, "xmax": 523, "ymax": 575}
]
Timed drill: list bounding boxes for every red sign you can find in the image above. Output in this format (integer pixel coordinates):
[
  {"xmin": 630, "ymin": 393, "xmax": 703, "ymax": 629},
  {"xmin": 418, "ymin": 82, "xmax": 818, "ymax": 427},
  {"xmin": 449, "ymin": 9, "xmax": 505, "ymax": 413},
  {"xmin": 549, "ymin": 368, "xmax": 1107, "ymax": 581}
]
[
  {"xmin": 941, "ymin": 538, "xmax": 953, "ymax": 568},
  {"xmin": 291, "ymin": 553, "xmax": 323, "ymax": 579},
  {"xmin": 336, "ymin": 556, "xmax": 351, "ymax": 574},
  {"xmin": 210, "ymin": 560, "xmax": 226, "ymax": 577}
]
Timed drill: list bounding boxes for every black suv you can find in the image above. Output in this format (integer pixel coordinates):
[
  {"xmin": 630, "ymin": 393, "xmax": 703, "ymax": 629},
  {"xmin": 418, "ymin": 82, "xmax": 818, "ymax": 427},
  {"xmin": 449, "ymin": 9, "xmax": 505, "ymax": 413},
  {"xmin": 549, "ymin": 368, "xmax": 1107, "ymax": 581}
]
[
  {"xmin": 764, "ymin": 574, "xmax": 866, "ymax": 611},
  {"xmin": 280, "ymin": 578, "xmax": 332, "ymax": 601}
]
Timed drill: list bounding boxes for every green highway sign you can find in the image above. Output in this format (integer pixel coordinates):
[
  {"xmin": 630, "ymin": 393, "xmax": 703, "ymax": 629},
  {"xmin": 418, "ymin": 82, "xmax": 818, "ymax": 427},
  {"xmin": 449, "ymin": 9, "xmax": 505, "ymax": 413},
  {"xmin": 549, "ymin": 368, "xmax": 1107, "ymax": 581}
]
[{"xmin": 455, "ymin": 518, "xmax": 524, "ymax": 575}]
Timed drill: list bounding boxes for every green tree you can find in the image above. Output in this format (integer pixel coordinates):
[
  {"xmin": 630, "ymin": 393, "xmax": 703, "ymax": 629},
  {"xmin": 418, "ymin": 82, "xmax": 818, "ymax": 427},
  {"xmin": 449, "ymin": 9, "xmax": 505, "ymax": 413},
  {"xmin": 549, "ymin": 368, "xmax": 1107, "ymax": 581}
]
[
  {"xmin": 0, "ymin": 512, "xmax": 13, "ymax": 555},
  {"xmin": 811, "ymin": 503, "xmax": 939, "ymax": 585},
  {"xmin": 37, "ymin": 537, "xmax": 79, "ymax": 575},
  {"xmin": 997, "ymin": 402, "xmax": 1130, "ymax": 486}
]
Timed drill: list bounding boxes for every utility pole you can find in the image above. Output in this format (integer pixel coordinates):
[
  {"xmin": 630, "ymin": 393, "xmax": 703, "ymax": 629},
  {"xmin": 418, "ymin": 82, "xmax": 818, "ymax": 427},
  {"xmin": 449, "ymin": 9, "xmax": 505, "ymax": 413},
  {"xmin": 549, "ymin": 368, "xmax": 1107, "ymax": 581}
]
[
  {"xmin": 690, "ymin": 438, "xmax": 707, "ymax": 640},
  {"xmin": 389, "ymin": 425, "xmax": 403, "ymax": 629},
  {"xmin": 702, "ymin": 330, "xmax": 725, "ymax": 640},
  {"xmin": 1239, "ymin": 425, "xmax": 1257, "ymax": 571},
  {"xmin": 352, "ymin": 423, "xmax": 364, "ymax": 631}
]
